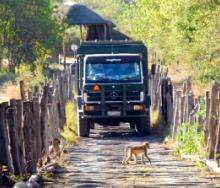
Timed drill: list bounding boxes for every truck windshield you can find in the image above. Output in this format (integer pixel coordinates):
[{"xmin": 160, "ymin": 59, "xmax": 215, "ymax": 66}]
[{"xmin": 85, "ymin": 61, "xmax": 141, "ymax": 83}]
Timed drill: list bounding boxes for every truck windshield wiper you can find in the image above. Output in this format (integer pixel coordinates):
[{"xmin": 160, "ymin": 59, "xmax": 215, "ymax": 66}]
[
  {"xmin": 98, "ymin": 77, "xmax": 117, "ymax": 82},
  {"xmin": 121, "ymin": 75, "xmax": 139, "ymax": 80}
]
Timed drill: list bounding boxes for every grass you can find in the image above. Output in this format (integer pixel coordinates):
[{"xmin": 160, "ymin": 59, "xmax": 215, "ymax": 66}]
[{"xmin": 58, "ymin": 101, "xmax": 78, "ymax": 145}]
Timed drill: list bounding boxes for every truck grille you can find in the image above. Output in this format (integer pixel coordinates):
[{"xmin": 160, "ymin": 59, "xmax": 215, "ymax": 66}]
[{"xmin": 86, "ymin": 87, "xmax": 141, "ymax": 102}]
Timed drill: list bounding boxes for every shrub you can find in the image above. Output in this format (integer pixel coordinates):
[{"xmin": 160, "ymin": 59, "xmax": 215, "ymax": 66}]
[{"xmin": 175, "ymin": 122, "xmax": 206, "ymax": 157}]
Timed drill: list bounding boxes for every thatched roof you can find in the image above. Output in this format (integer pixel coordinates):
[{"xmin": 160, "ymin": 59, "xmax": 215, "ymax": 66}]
[
  {"xmin": 65, "ymin": 3, "xmax": 115, "ymax": 26},
  {"xmin": 107, "ymin": 28, "xmax": 130, "ymax": 40}
]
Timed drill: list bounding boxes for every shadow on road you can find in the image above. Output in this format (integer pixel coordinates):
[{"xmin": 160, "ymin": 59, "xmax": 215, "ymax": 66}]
[{"xmin": 89, "ymin": 124, "xmax": 160, "ymax": 143}]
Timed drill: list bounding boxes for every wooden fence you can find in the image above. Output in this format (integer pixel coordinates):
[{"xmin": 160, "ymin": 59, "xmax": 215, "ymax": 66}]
[
  {"xmin": 149, "ymin": 63, "xmax": 173, "ymax": 129},
  {"xmin": 0, "ymin": 67, "xmax": 74, "ymax": 175},
  {"xmin": 1, "ymin": 60, "xmax": 220, "ymax": 175},
  {"xmin": 170, "ymin": 80, "xmax": 220, "ymax": 161},
  {"xmin": 150, "ymin": 63, "xmax": 220, "ymax": 163}
]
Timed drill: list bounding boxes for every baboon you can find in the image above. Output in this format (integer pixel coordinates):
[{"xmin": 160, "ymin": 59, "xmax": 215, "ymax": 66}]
[{"xmin": 122, "ymin": 142, "xmax": 151, "ymax": 165}]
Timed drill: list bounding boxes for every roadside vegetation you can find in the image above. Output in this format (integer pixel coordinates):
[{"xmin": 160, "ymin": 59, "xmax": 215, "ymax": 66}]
[
  {"xmin": 59, "ymin": 101, "xmax": 78, "ymax": 145},
  {"xmin": 174, "ymin": 122, "xmax": 206, "ymax": 157},
  {"xmin": 174, "ymin": 101, "xmax": 207, "ymax": 158}
]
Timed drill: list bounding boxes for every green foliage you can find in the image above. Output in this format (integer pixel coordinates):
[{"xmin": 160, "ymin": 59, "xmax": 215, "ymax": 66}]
[
  {"xmin": 119, "ymin": 0, "xmax": 220, "ymax": 83},
  {"xmin": 174, "ymin": 99, "xmax": 206, "ymax": 157},
  {"xmin": 15, "ymin": 54, "xmax": 48, "ymax": 88},
  {"xmin": 195, "ymin": 100, "xmax": 206, "ymax": 118},
  {"xmin": 175, "ymin": 123, "xmax": 206, "ymax": 157},
  {"xmin": 0, "ymin": 0, "xmax": 64, "ymax": 72},
  {"xmin": 59, "ymin": 101, "xmax": 78, "ymax": 145}
]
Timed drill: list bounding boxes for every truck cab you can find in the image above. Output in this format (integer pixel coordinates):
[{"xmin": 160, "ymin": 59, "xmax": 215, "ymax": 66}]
[{"xmin": 75, "ymin": 41, "xmax": 151, "ymax": 137}]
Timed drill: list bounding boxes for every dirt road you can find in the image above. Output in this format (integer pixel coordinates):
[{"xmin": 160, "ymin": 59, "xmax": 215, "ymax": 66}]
[{"xmin": 46, "ymin": 125, "xmax": 220, "ymax": 188}]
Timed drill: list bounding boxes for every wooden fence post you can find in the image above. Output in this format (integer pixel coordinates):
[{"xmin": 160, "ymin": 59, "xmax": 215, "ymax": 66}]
[
  {"xmin": 40, "ymin": 85, "xmax": 49, "ymax": 154},
  {"xmin": 208, "ymin": 81, "xmax": 219, "ymax": 159},
  {"xmin": 33, "ymin": 97, "xmax": 42, "ymax": 159},
  {"xmin": 29, "ymin": 101, "xmax": 38, "ymax": 170},
  {"xmin": 0, "ymin": 102, "xmax": 14, "ymax": 173},
  {"xmin": 7, "ymin": 101, "xmax": 22, "ymax": 175},
  {"xmin": 204, "ymin": 91, "xmax": 210, "ymax": 144},
  {"xmin": 50, "ymin": 87, "xmax": 61, "ymax": 139},
  {"xmin": 153, "ymin": 72, "xmax": 162, "ymax": 111},
  {"xmin": 16, "ymin": 100, "xmax": 26, "ymax": 174},
  {"xmin": 20, "ymin": 80, "xmax": 25, "ymax": 100},
  {"xmin": 172, "ymin": 90, "xmax": 182, "ymax": 139},
  {"xmin": 23, "ymin": 101, "xmax": 35, "ymax": 174},
  {"xmin": 57, "ymin": 74, "xmax": 65, "ymax": 128},
  {"xmin": 161, "ymin": 78, "xmax": 168, "ymax": 123},
  {"xmin": 214, "ymin": 90, "xmax": 220, "ymax": 161},
  {"xmin": 166, "ymin": 80, "xmax": 173, "ymax": 127}
]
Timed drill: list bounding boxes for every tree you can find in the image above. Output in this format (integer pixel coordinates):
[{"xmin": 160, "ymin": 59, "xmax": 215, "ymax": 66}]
[
  {"xmin": 120, "ymin": 0, "xmax": 220, "ymax": 82},
  {"xmin": 0, "ymin": 0, "xmax": 63, "ymax": 72}
]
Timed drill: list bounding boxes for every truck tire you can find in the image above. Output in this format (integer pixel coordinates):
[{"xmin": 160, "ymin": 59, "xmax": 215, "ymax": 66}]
[
  {"xmin": 137, "ymin": 111, "xmax": 151, "ymax": 136},
  {"xmin": 77, "ymin": 113, "xmax": 90, "ymax": 137},
  {"xmin": 130, "ymin": 123, "xmax": 136, "ymax": 130}
]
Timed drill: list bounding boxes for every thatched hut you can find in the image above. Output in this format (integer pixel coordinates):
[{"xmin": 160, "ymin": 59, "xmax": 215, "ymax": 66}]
[{"xmin": 64, "ymin": 3, "xmax": 130, "ymax": 41}]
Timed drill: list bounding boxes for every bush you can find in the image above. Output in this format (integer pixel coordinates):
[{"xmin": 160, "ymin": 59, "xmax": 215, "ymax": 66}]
[{"xmin": 175, "ymin": 122, "xmax": 206, "ymax": 157}]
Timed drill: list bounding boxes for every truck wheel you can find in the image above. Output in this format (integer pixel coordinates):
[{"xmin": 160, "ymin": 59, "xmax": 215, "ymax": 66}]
[
  {"xmin": 90, "ymin": 122, "xmax": 95, "ymax": 129},
  {"xmin": 130, "ymin": 123, "xmax": 136, "ymax": 130},
  {"xmin": 137, "ymin": 111, "xmax": 151, "ymax": 135},
  {"xmin": 77, "ymin": 113, "xmax": 90, "ymax": 137}
]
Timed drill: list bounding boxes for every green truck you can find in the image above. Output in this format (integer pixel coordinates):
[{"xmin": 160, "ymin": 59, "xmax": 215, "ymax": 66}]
[{"xmin": 75, "ymin": 41, "xmax": 151, "ymax": 137}]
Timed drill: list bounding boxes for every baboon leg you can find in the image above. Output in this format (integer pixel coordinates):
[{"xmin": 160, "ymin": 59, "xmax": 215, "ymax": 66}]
[
  {"xmin": 122, "ymin": 155, "xmax": 126, "ymax": 164},
  {"xmin": 141, "ymin": 154, "xmax": 145, "ymax": 164},
  {"xmin": 144, "ymin": 151, "xmax": 152, "ymax": 165},
  {"xmin": 132, "ymin": 154, "xmax": 137, "ymax": 164},
  {"xmin": 123, "ymin": 150, "xmax": 133, "ymax": 164},
  {"xmin": 122, "ymin": 147, "xmax": 129, "ymax": 164},
  {"xmin": 126, "ymin": 153, "xmax": 133, "ymax": 164}
]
